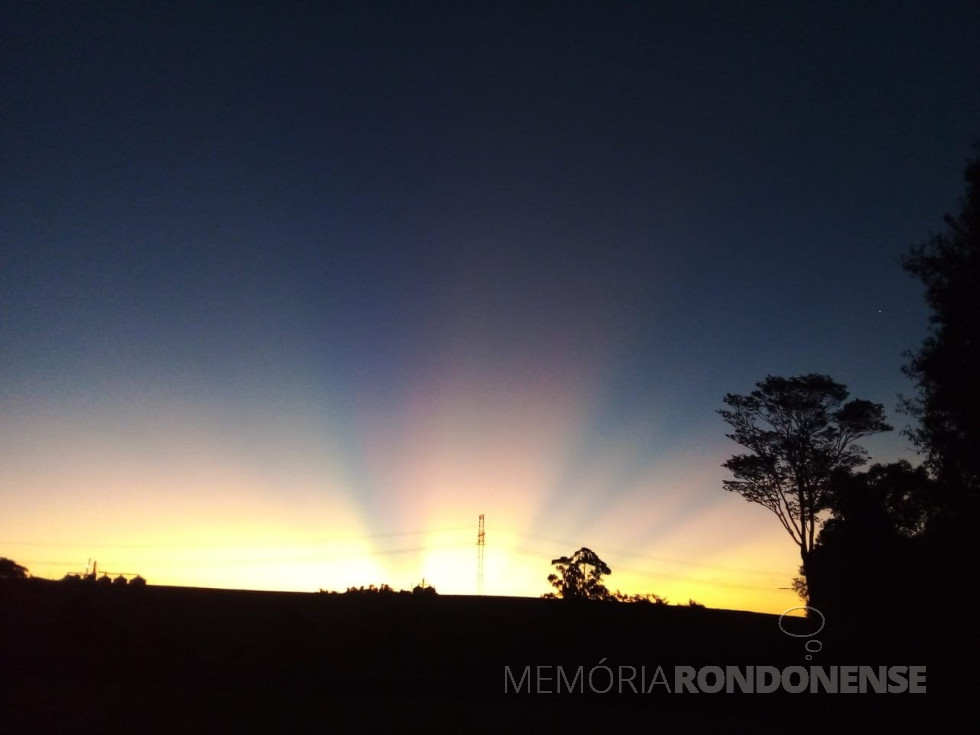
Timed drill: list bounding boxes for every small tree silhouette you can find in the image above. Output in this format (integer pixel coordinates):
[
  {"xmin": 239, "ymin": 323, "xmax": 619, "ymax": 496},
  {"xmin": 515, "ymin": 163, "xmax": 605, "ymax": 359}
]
[
  {"xmin": 412, "ymin": 580, "xmax": 437, "ymax": 597},
  {"xmin": 546, "ymin": 547, "xmax": 613, "ymax": 600}
]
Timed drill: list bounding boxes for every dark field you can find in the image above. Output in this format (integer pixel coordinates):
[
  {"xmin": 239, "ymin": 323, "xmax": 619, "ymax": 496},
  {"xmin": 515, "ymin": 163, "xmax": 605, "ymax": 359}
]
[{"xmin": 0, "ymin": 580, "xmax": 949, "ymax": 732}]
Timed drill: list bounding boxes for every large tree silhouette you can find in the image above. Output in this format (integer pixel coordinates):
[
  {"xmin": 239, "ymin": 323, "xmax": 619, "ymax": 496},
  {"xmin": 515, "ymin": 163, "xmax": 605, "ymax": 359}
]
[
  {"xmin": 901, "ymin": 146, "xmax": 980, "ymax": 503},
  {"xmin": 718, "ymin": 374, "xmax": 891, "ymax": 579}
]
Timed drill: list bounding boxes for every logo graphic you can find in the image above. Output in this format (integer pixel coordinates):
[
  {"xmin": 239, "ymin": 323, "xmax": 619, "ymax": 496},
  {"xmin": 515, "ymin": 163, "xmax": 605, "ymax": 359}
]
[{"xmin": 778, "ymin": 606, "xmax": 824, "ymax": 660}]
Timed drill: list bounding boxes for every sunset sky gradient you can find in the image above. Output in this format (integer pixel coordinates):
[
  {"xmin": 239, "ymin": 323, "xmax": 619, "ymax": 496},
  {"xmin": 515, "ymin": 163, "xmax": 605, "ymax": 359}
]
[{"xmin": 2, "ymin": 2, "xmax": 978, "ymax": 613}]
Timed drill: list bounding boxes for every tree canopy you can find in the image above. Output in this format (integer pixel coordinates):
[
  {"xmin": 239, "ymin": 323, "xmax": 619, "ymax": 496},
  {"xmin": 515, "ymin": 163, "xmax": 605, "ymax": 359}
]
[
  {"xmin": 545, "ymin": 547, "xmax": 613, "ymax": 601},
  {"xmin": 901, "ymin": 147, "xmax": 980, "ymax": 502},
  {"xmin": 718, "ymin": 374, "xmax": 891, "ymax": 570}
]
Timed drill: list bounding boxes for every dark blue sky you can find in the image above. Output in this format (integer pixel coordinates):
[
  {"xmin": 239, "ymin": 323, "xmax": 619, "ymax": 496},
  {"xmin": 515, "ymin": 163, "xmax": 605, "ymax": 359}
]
[{"xmin": 1, "ymin": 1, "xmax": 978, "ymax": 605}]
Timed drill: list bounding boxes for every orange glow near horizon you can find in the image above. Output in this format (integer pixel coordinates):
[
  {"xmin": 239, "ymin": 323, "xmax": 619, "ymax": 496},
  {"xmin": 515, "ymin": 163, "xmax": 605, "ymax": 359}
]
[
  {"xmin": 2, "ymin": 374, "xmax": 808, "ymax": 616},
  {"xmin": 5, "ymin": 523, "xmax": 803, "ymax": 615}
]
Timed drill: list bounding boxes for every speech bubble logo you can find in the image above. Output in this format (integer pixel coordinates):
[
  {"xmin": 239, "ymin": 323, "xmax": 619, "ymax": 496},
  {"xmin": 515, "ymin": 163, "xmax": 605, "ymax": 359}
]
[{"xmin": 778, "ymin": 606, "xmax": 825, "ymax": 660}]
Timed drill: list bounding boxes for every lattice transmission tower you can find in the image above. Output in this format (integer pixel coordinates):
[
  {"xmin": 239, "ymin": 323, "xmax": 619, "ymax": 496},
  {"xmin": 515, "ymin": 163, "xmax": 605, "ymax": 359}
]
[{"xmin": 477, "ymin": 513, "xmax": 485, "ymax": 596}]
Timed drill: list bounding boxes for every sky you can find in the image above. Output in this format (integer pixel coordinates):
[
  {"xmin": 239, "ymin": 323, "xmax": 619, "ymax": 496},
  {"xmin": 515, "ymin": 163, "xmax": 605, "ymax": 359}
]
[{"xmin": 2, "ymin": 1, "xmax": 978, "ymax": 614}]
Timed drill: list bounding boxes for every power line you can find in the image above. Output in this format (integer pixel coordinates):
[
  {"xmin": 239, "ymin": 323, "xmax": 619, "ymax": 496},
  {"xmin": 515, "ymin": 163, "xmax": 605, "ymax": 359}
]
[
  {"xmin": 507, "ymin": 546, "xmax": 789, "ymax": 594},
  {"xmin": 0, "ymin": 525, "xmax": 472, "ymax": 551},
  {"xmin": 493, "ymin": 526, "xmax": 793, "ymax": 578},
  {"xmin": 5, "ymin": 524, "xmax": 795, "ymax": 583},
  {"xmin": 16, "ymin": 541, "xmax": 475, "ymax": 568}
]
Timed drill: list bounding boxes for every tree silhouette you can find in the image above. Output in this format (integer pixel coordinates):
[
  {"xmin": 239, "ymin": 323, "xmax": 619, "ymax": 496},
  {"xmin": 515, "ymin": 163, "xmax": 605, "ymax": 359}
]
[
  {"xmin": 888, "ymin": 145, "xmax": 980, "ymax": 641},
  {"xmin": 0, "ymin": 557, "xmax": 28, "ymax": 579},
  {"xmin": 412, "ymin": 582, "xmax": 437, "ymax": 597},
  {"xmin": 803, "ymin": 461, "xmax": 934, "ymax": 614},
  {"xmin": 718, "ymin": 374, "xmax": 891, "ymax": 582},
  {"xmin": 901, "ymin": 146, "xmax": 980, "ymax": 504},
  {"xmin": 546, "ymin": 547, "xmax": 613, "ymax": 600},
  {"xmin": 823, "ymin": 461, "xmax": 936, "ymax": 539}
]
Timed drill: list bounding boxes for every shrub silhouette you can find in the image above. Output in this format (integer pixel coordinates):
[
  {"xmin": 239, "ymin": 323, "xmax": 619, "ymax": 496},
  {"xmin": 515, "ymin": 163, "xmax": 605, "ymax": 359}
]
[
  {"xmin": 0, "ymin": 557, "xmax": 28, "ymax": 580},
  {"xmin": 614, "ymin": 591, "xmax": 669, "ymax": 605}
]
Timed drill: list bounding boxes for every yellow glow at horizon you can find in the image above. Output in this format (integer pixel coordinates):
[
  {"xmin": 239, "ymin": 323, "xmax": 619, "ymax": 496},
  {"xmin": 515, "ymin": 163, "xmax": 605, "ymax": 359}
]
[{"xmin": 2, "ymin": 374, "xmax": 811, "ymax": 616}]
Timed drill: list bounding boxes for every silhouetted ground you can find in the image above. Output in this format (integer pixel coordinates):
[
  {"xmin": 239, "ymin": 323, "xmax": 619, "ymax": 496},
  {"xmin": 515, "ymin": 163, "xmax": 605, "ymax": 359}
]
[{"xmin": 0, "ymin": 580, "xmax": 952, "ymax": 732}]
